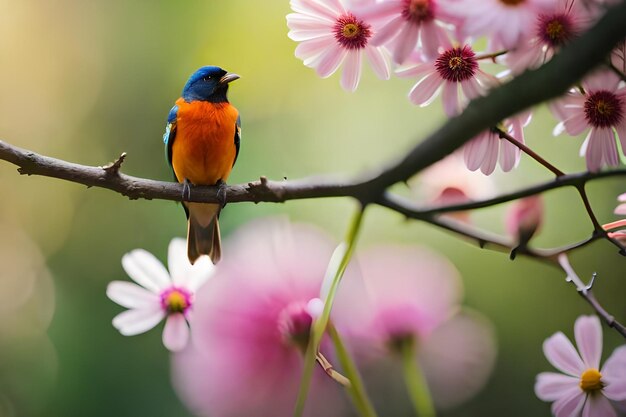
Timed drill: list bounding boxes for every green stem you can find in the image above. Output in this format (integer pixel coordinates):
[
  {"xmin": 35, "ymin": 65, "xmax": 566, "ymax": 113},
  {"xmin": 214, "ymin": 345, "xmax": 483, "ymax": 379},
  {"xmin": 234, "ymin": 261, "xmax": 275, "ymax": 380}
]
[
  {"xmin": 293, "ymin": 204, "xmax": 366, "ymax": 417},
  {"xmin": 328, "ymin": 323, "xmax": 378, "ymax": 417},
  {"xmin": 400, "ymin": 339, "xmax": 436, "ymax": 417}
]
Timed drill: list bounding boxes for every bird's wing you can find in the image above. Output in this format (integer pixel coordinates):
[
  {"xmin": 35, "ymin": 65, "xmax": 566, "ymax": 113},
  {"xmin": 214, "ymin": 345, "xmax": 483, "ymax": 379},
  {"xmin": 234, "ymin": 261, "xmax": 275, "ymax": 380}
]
[
  {"xmin": 163, "ymin": 104, "xmax": 179, "ymax": 170},
  {"xmin": 233, "ymin": 113, "xmax": 241, "ymax": 167}
]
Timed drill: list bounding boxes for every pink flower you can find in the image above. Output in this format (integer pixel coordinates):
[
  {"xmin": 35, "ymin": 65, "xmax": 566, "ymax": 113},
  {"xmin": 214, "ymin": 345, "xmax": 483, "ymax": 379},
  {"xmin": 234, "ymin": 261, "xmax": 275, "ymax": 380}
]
[
  {"xmin": 287, "ymin": 0, "xmax": 390, "ymax": 92},
  {"xmin": 172, "ymin": 218, "xmax": 354, "ymax": 417},
  {"xmin": 335, "ymin": 246, "xmax": 497, "ymax": 409},
  {"xmin": 398, "ymin": 41, "xmax": 497, "ymax": 116},
  {"xmin": 552, "ymin": 71, "xmax": 626, "ymax": 172},
  {"xmin": 412, "ymin": 153, "xmax": 495, "ymax": 221},
  {"xmin": 359, "ymin": 0, "xmax": 458, "ymax": 63},
  {"xmin": 505, "ymin": 195, "xmax": 544, "ymax": 245},
  {"xmin": 106, "ymin": 238, "xmax": 214, "ymax": 352},
  {"xmin": 446, "ymin": 0, "xmax": 556, "ymax": 50},
  {"xmin": 535, "ymin": 315, "xmax": 626, "ymax": 417},
  {"xmin": 463, "ymin": 112, "xmax": 532, "ymax": 175},
  {"xmin": 504, "ymin": 0, "xmax": 593, "ymax": 74}
]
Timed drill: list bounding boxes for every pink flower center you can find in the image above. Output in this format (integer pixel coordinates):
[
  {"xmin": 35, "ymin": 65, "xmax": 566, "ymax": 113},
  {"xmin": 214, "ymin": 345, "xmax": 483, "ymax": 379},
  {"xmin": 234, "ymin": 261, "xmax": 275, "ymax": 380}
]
[
  {"xmin": 278, "ymin": 302, "xmax": 313, "ymax": 351},
  {"xmin": 160, "ymin": 287, "xmax": 192, "ymax": 314},
  {"xmin": 584, "ymin": 90, "xmax": 624, "ymax": 128},
  {"xmin": 435, "ymin": 45, "xmax": 478, "ymax": 82},
  {"xmin": 579, "ymin": 368, "xmax": 603, "ymax": 392},
  {"xmin": 402, "ymin": 0, "xmax": 435, "ymax": 24},
  {"xmin": 537, "ymin": 13, "xmax": 575, "ymax": 47},
  {"xmin": 334, "ymin": 13, "xmax": 372, "ymax": 50}
]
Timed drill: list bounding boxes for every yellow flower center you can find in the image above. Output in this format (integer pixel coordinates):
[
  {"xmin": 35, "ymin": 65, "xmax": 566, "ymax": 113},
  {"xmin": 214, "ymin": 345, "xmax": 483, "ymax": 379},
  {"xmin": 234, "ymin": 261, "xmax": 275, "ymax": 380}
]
[
  {"xmin": 580, "ymin": 368, "xmax": 603, "ymax": 392},
  {"xmin": 342, "ymin": 23, "xmax": 360, "ymax": 39},
  {"xmin": 546, "ymin": 20, "xmax": 564, "ymax": 41},
  {"xmin": 165, "ymin": 290, "xmax": 189, "ymax": 313}
]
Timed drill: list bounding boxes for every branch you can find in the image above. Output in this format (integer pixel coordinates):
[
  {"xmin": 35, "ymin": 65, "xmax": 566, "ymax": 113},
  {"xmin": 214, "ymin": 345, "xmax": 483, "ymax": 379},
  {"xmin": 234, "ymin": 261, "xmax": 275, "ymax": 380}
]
[{"xmin": 360, "ymin": 1, "xmax": 626, "ymax": 196}]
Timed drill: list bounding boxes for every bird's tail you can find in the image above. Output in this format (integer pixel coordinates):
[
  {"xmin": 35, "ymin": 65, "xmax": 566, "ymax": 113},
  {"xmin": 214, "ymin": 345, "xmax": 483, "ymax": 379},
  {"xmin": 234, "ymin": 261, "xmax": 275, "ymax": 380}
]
[{"xmin": 186, "ymin": 203, "xmax": 221, "ymax": 265}]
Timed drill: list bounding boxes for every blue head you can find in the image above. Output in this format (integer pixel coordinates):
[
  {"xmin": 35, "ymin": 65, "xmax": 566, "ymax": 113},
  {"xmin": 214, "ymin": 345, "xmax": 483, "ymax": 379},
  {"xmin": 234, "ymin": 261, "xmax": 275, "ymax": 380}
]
[{"xmin": 181, "ymin": 66, "xmax": 239, "ymax": 103}]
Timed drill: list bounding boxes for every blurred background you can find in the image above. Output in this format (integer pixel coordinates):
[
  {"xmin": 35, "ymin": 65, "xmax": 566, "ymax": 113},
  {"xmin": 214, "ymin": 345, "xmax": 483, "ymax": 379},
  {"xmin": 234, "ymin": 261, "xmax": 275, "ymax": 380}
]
[{"xmin": 0, "ymin": 1, "xmax": 624, "ymax": 416}]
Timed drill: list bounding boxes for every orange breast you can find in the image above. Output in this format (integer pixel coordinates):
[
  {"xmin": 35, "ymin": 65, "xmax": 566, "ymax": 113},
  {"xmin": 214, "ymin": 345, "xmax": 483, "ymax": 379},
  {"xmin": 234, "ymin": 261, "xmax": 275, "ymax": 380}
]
[{"xmin": 171, "ymin": 98, "xmax": 239, "ymax": 185}]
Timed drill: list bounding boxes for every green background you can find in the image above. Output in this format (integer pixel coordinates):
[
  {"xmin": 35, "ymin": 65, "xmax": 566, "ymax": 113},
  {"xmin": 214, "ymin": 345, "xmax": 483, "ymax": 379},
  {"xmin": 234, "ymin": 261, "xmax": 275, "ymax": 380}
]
[{"xmin": 0, "ymin": 1, "xmax": 624, "ymax": 416}]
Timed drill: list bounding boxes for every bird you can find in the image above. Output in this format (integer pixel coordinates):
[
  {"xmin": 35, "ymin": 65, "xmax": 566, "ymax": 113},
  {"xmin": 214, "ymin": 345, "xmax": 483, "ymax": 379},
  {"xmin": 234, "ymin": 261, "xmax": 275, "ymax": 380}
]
[{"xmin": 163, "ymin": 66, "xmax": 240, "ymax": 264}]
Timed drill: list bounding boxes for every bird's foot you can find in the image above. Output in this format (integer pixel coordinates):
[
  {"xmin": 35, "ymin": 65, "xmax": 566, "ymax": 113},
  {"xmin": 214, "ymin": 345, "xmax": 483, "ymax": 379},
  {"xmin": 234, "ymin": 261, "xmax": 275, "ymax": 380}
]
[
  {"xmin": 182, "ymin": 178, "xmax": 192, "ymax": 201},
  {"xmin": 216, "ymin": 179, "xmax": 227, "ymax": 207}
]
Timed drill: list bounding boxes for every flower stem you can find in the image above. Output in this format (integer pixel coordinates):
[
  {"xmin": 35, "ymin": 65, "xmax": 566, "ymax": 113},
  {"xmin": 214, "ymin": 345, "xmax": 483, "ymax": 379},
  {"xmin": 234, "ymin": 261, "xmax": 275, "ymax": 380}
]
[
  {"xmin": 328, "ymin": 323, "xmax": 378, "ymax": 417},
  {"xmin": 400, "ymin": 339, "xmax": 436, "ymax": 417},
  {"xmin": 293, "ymin": 204, "xmax": 366, "ymax": 417}
]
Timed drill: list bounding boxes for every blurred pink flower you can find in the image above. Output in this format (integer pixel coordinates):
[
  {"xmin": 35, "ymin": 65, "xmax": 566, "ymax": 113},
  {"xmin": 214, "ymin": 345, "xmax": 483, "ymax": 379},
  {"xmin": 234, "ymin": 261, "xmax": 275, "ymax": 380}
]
[
  {"xmin": 335, "ymin": 246, "xmax": 497, "ymax": 409},
  {"xmin": 106, "ymin": 238, "xmax": 214, "ymax": 352},
  {"xmin": 505, "ymin": 195, "xmax": 544, "ymax": 243},
  {"xmin": 535, "ymin": 315, "xmax": 626, "ymax": 417},
  {"xmin": 287, "ymin": 0, "xmax": 390, "ymax": 92},
  {"xmin": 504, "ymin": 0, "xmax": 592, "ymax": 74},
  {"xmin": 412, "ymin": 153, "xmax": 495, "ymax": 221},
  {"xmin": 446, "ymin": 0, "xmax": 556, "ymax": 50},
  {"xmin": 552, "ymin": 71, "xmax": 626, "ymax": 172},
  {"xmin": 397, "ymin": 42, "xmax": 497, "ymax": 116},
  {"xmin": 463, "ymin": 112, "xmax": 532, "ymax": 175},
  {"xmin": 358, "ymin": 0, "xmax": 457, "ymax": 63},
  {"xmin": 172, "ymin": 218, "xmax": 355, "ymax": 417}
]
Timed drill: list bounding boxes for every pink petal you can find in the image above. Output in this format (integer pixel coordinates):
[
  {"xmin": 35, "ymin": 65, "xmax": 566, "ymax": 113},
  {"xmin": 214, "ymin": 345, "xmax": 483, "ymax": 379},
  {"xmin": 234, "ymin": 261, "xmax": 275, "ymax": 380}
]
[
  {"xmin": 296, "ymin": 36, "xmax": 335, "ymax": 64},
  {"xmin": 341, "ymin": 51, "xmax": 362, "ymax": 92},
  {"xmin": 574, "ymin": 315, "xmax": 603, "ymax": 369},
  {"xmin": 615, "ymin": 204, "xmax": 626, "ymax": 216},
  {"xmin": 460, "ymin": 78, "xmax": 483, "ymax": 102},
  {"xmin": 371, "ymin": 15, "xmax": 404, "ymax": 47},
  {"xmin": 535, "ymin": 372, "xmax": 580, "ymax": 401},
  {"xmin": 290, "ymin": 0, "xmax": 338, "ymax": 22},
  {"xmin": 563, "ymin": 114, "xmax": 589, "ymax": 136},
  {"xmin": 313, "ymin": 45, "xmax": 347, "ymax": 78},
  {"xmin": 392, "ymin": 22, "xmax": 420, "ymax": 64},
  {"xmin": 543, "ymin": 332, "xmax": 585, "ymax": 377},
  {"xmin": 614, "ymin": 121, "xmax": 626, "ymax": 157},
  {"xmin": 122, "ymin": 249, "xmax": 171, "ymax": 292},
  {"xmin": 602, "ymin": 128, "xmax": 619, "ymax": 166},
  {"xmin": 551, "ymin": 387, "xmax": 585, "ymax": 417},
  {"xmin": 583, "ymin": 70, "xmax": 621, "ymax": 93},
  {"xmin": 441, "ymin": 81, "xmax": 460, "ymax": 117},
  {"xmin": 499, "ymin": 140, "xmax": 519, "ymax": 172},
  {"xmin": 365, "ymin": 46, "xmax": 390, "ymax": 80},
  {"xmin": 185, "ymin": 256, "xmax": 215, "ymax": 292},
  {"xmin": 409, "ymin": 74, "xmax": 443, "ymax": 106},
  {"xmin": 602, "ymin": 346, "xmax": 626, "ymax": 401},
  {"xmin": 464, "ymin": 134, "xmax": 490, "ymax": 172},
  {"xmin": 585, "ymin": 130, "xmax": 604, "ymax": 172},
  {"xmin": 112, "ymin": 307, "xmax": 165, "ymax": 336},
  {"xmin": 287, "ymin": 13, "xmax": 332, "ymax": 31},
  {"xmin": 288, "ymin": 28, "xmax": 334, "ymax": 42},
  {"xmin": 163, "ymin": 313, "xmax": 190, "ymax": 352},
  {"xmin": 396, "ymin": 61, "xmax": 434, "ymax": 78},
  {"xmin": 480, "ymin": 133, "xmax": 499, "ymax": 175},
  {"xmin": 106, "ymin": 281, "xmax": 159, "ymax": 309},
  {"xmin": 420, "ymin": 21, "xmax": 442, "ymax": 61},
  {"xmin": 583, "ymin": 394, "xmax": 617, "ymax": 417}
]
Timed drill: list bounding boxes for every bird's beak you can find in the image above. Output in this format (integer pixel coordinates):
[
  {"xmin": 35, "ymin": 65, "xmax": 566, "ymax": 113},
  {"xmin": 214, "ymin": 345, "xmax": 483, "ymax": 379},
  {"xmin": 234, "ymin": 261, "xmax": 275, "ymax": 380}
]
[{"xmin": 219, "ymin": 73, "xmax": 240, "ymax": 85}]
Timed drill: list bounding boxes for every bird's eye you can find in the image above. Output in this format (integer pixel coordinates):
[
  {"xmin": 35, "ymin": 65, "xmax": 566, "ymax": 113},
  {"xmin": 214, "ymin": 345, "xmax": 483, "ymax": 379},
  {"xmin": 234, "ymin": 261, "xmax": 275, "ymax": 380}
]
[{"xmin": 202, "ymin": 76, "xmax": 212, "ymax": 81}]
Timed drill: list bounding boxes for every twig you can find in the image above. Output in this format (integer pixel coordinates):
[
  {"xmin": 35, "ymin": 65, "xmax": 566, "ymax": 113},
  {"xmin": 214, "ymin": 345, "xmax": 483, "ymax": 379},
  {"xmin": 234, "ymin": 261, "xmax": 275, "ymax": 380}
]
[{"xmin": 496, "ymin": 128, "xmax": 565, "ymax": 177}]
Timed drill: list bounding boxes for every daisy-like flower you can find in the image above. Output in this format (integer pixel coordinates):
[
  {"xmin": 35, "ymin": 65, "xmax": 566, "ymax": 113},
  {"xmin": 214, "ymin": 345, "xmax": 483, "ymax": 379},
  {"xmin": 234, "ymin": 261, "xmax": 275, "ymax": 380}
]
[
  {"xmin": 335, "ymin": 246, "xmax": 497, "ymax": 410},
  {"xmin": 106, "ymin": 238, "xmax": 214, "ymax": 352},
  {"xmin": 398, "ymin": 40, "xmax": 497, "ymax": 116},
  {"xmin": 463, "ymin": 112, "xmax": 532, "ymax": 175},
  {"xmin": 535, "ymin": 315, "xmax": 626, "ymax": 417},
  {"xmin": 552, "ymin": 71, "xmax": 626, "ymax": 172},
  {"xmin": 359, "ymin": 0, "xmax": 457, "ymax": 63},
  {"xmin": 172, "ymin": 218, "xmax": 356, "ymax": 417},
  {"xmin": 504, "ymin": 0, "xmax": 592, "ymax": 74},
  {"xmin": 287, "ymin": 0, "xmax": 390, "ymax": 92},
  {"xmin": 446, "ymin": 0, "xmax": 557, "ymax": 50}
]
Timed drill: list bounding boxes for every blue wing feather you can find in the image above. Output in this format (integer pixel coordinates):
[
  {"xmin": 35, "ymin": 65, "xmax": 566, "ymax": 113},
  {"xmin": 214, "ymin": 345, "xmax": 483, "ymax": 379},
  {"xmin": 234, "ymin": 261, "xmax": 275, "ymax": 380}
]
[{"xmin": 164, "ymin": 104, "xmax": 178, "ymax": 168}]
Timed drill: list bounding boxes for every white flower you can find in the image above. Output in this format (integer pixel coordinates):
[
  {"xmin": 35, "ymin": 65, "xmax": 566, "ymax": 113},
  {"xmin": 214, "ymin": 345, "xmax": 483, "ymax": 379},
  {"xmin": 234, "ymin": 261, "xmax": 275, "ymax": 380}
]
[{"xmin": 106, "ymin": 238, "xmax": 214, "ymax": 351}]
